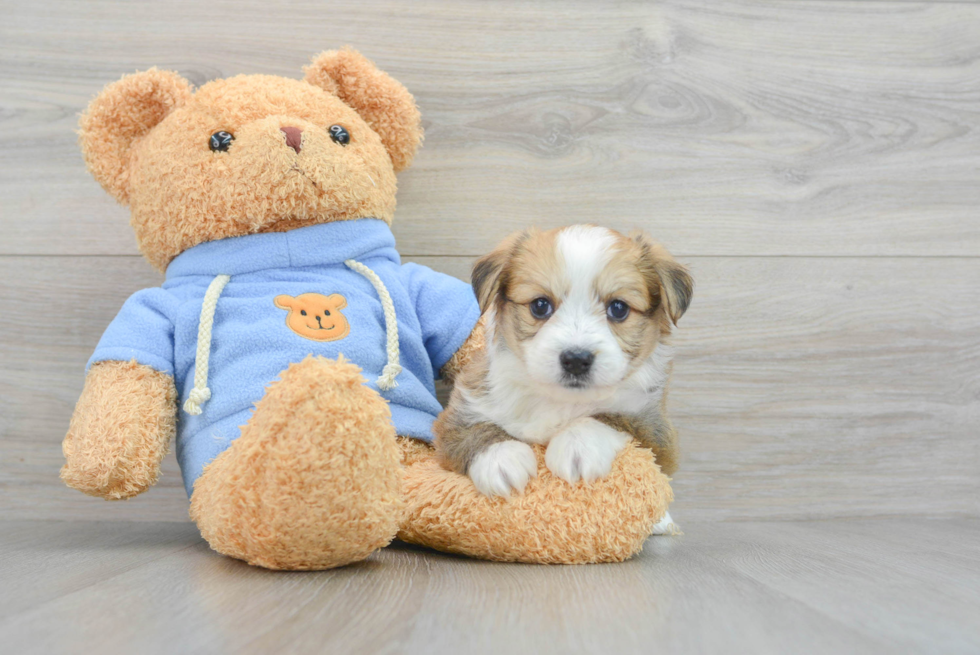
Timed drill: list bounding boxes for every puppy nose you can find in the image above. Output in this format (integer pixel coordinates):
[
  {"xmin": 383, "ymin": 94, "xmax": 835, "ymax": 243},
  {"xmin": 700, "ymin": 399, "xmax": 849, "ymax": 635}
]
[
  {"xmin": 280, "ymin": 126, "xmax": 302, "ymax": 153},
  {"xmin": 560, "ymin": 350, "xmax": 595, "ymax": 376}
]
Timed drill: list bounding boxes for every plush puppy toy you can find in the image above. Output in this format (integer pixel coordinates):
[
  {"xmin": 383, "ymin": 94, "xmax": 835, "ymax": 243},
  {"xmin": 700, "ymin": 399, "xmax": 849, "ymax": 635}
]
[{"xmin": 63, "ymin": 49, "xmax": 673, "ymax": 569}]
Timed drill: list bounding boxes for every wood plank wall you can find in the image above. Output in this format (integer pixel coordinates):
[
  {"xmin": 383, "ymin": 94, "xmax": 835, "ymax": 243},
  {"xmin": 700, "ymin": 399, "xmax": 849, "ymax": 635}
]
[{"xmin": 1, "ymin": 0, "xmax": 978, "ymax": 522}]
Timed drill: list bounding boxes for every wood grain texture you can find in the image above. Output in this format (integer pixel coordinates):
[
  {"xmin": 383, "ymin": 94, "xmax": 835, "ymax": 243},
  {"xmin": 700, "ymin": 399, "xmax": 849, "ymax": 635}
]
[
  {"xmin": 1, "ymin": 518, "xmax": 978, "ymax": 654},
  {"xmin": 1, "ymin": 1, "xmax": 980, "ymax": 257},
  {"xmin": 1, "ymin": 255, "xmax": 977, "ymax": 522}
]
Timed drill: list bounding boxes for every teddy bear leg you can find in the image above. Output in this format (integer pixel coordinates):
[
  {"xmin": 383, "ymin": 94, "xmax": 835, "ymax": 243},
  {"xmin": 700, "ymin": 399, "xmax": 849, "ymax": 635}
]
[
  {"xmin": 396, "ymin": 435, "xmax": 436, "ymax": 467},
  {"xmin": 189, "ymin": 355, "xmax": 403, "ymax": 570},
  {"xmin": 398, "ymin": 442, "xmax": 673, "ymax": 564}
]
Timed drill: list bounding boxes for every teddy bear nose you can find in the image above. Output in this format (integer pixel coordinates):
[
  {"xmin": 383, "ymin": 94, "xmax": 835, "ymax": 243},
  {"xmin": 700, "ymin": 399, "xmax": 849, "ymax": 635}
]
[{"xmin": 280, "ymin": 126, "xmax": 302, "ymax": 154}]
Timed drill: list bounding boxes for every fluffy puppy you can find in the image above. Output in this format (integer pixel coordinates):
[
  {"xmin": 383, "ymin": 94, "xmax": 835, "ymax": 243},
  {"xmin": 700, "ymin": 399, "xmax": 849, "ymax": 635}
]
[{"xmin": 435, "ymin": 225, "xmax": 693, "ymax": 508}]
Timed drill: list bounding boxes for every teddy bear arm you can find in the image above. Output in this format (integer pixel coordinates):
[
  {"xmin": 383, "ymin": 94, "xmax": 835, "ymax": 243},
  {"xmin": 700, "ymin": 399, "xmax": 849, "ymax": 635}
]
[
  {"xmin": 61, "ymin": 360, "xmax": 177, "ymax": 500},
  {"xmin": 439, "ymin": 316, "xmax": 486, "ymax": 385}
]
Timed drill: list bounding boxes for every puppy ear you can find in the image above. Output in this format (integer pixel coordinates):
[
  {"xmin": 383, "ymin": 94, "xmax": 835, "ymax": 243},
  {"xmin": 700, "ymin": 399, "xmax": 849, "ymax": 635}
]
[
  {"xmin": 631, "ymin": 232, "xmax": 694, "ymax": 325},
  {"xmin": 304, "ymin": 47, "xmax": 422, "ymax": 173},
  {"xmin": 471, "ymin": 251, "xmax": 507, "ymax": 314},
  {"xmin": 471, "ymin": 230, "xmax": 530, "ymax": 313},
  {"xmin": 657, "ymin": 258, "xmax": 694, "ymax": 324},
  {"xmin": 274, "ymin": 295, "xmax": 295, "ymax": 310},
  {"xmin": 79, "ymin": 68, "xmax": 192, "ymax": 204}
]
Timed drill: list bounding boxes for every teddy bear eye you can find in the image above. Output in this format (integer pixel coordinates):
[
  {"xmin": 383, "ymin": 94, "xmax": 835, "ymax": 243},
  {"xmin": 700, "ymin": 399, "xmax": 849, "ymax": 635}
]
[
  {"xmin": 324, "ymin": 309, "xmax": 331, "ymax": 316},
  {"xmin": 209, "ymin": 131, "xmax": 234, "ymax": 152},
  {"xmin": 328, "ymin": 125, "xmax": 350, "ymax": 146},
  {"xmin": 300, "ymin": 310, "xmax": 307, "ymax": 316}
]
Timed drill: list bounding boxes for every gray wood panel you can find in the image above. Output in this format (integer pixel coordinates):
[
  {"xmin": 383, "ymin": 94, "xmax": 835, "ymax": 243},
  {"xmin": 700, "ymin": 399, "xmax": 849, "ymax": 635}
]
[
  {"xmin": 1, "ymin": 518, "xmax": 978, "ymax": 654},
  {"xmin": 2, "ymin": 0, "xmax": 980, "ymax": 257},
  {"xmin": 2, "ymin": 255, "xmax": 977, "ymax": 522}
]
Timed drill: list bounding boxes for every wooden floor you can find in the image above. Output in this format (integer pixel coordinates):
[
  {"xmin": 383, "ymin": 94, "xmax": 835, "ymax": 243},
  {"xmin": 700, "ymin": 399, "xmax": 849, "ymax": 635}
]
[
  {"xmin": 1, "ymin": 0, "xmax": 979, "ymax": 653},
  {"xmin": 1, "ymin": 518, "xmax": 977, "ymax": 655}
]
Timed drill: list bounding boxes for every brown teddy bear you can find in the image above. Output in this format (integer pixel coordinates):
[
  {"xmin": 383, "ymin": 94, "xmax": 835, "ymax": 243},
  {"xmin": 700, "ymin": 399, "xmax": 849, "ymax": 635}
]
[{"xmin": 61, "ymin": 48, "xmax": 673, "ymax": 569}]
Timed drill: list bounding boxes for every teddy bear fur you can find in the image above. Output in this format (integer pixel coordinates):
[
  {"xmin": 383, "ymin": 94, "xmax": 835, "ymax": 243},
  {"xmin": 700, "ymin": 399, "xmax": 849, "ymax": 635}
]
[
  {"xmin": 62, "ymin": 48, "xmax": 672, "ymax": 569},
  {"xmin": 78, "ymin": 50, "xmax": 416, "ymax": 273},
  {"xmin": 398, "ymin": 442, "xmax": 672, "ymax": 564},
  {"xmin": 190, "ymin": 355, "xmax": 404, "ymax": 570},
  {"xmin": 62, "ymin": 360, "xmax": 177, "ymax": 499}
]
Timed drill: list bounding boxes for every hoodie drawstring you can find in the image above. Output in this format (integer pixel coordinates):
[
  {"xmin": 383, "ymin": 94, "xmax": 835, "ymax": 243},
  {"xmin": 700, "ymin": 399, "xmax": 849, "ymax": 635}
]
[
  {"xmin": 183, "ymin": 274, "xmax": 231, "ymax": 415},
  {"xmin": 345, "ymin": 259, "xmax": 402, "ymax": 391},
  {"xmin": 182, "ymin": 261, "xmax": 402, "ymax": 417}
]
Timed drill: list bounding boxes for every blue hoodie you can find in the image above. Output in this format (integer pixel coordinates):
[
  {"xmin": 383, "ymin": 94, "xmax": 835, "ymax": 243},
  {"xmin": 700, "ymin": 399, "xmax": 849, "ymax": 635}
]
[{"xmin": 88, "ymin": 219, "xmax": 481, "ymax": 497}]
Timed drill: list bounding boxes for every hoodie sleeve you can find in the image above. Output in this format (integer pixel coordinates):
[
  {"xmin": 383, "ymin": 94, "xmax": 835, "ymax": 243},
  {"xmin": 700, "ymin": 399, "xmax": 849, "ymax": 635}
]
[
  {"xmin": 399, "ymin": 262, "xmax": 481, "ymax": 378},
  {"xmin": 87, "ymin": 287, "xmax": 178, "ymax": 376}
]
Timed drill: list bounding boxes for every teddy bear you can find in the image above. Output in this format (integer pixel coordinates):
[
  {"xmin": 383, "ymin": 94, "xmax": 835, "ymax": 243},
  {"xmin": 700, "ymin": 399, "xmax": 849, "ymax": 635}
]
[{"xmin": 61, "ymin": 48, "xmax": 673, "ymax": 569}]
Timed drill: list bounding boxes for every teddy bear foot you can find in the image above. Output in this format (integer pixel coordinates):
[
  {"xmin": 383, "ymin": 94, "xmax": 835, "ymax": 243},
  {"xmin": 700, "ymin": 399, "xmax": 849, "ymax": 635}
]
[
  {"xmin": 190, "ymin": 355, "xmax": 404, "ymax": 570},
  {"xmin": 398, "ymin": 442, "xmax": 673, "ymax": 564}
]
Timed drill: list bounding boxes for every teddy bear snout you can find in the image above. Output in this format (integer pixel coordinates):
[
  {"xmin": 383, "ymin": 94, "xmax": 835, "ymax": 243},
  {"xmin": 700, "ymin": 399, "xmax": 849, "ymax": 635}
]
[{"xmin": 280, "ymin": 126, "xmax": 303, "ymax": 154}]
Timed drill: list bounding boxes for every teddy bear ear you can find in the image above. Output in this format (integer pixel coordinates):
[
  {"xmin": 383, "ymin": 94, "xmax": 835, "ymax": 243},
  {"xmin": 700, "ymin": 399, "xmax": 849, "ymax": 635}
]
[
  {"xmin": 274, "ymin": 295, "xmax": 295, "ymax": 310},
  {"xmin": 79, "ymin": 68, "xmax": 193, "ymax": 204},
  {"xmin": 304, "ymin": 48, "xmax": 422, "ymax": 173},
  {"xmin": 326, "ymin": 293, "xmax": 347, "ymax": 310}
]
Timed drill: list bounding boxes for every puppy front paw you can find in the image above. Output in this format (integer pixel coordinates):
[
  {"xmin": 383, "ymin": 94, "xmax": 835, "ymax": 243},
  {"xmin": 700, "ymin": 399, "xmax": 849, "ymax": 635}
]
[
  {"xmin": 468, "ymin": 440, "xmax": 538, "ymax": 497},
  {"xmin": 545, "ymin": 418, "xmax": 629, "ymax": 485}
]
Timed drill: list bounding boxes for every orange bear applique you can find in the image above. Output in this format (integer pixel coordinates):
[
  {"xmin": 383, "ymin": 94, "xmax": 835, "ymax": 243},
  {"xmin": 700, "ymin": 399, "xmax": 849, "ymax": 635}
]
[{"xmin": 274, "ymin": 293, "xmax": 351, "ymax": 342}]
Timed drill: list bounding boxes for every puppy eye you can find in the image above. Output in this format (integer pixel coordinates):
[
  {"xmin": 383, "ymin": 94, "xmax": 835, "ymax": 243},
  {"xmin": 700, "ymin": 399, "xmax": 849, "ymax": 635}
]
[
  {"xmin": 300, "ymin": 310, "xmax": 307, "ymax": 316},
  {"xmin": 607, "ymin": 300, "xmax": 630, "ymax": 322},
  {"xmin": 529, "ymin": 297, "xmax": 554, "ymax": 320},
  {"xmin": 209, "ymin": 131, "xmax": 234, "ymax": 152},
  {"xmin": 328, "ymin": 125, "xmax": 350, "ymax": 146}
]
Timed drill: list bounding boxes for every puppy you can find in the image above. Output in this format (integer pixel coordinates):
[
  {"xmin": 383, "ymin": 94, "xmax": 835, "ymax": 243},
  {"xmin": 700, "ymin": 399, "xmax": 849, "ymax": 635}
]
[{"xmin": 435, "ymin": 225, "xmax": 692, "ymax": 529}]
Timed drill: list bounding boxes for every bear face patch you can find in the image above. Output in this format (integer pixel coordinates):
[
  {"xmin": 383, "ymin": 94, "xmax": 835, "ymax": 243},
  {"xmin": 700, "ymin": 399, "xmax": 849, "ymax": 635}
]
[{"xmin": 274, "ymin": 293, "xmax": 350, "ymax": 342}]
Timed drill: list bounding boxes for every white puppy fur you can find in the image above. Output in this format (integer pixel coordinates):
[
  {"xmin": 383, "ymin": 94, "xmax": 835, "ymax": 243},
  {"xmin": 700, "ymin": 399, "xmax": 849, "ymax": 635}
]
[
  {"xmin": 523, "ymin": 227, "xmax": 631, "ymax": 391},
  {"xmin": 651, "ymin": 511, "xmax": 680, "ymax": 535},
  {"xmin": 469, "ymin": 440, "xmax": 538, "ymax": 497},
  {"xmin": 545, "ymin": 418, "xmax": 630, "ymax": 484}
]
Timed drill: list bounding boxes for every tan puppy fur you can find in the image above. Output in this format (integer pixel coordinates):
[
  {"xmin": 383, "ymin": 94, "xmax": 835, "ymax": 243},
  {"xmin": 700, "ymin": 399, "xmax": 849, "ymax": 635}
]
[{"xmin": 435, "ymin": 225, "xmax": 692, "ymax": 498}]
